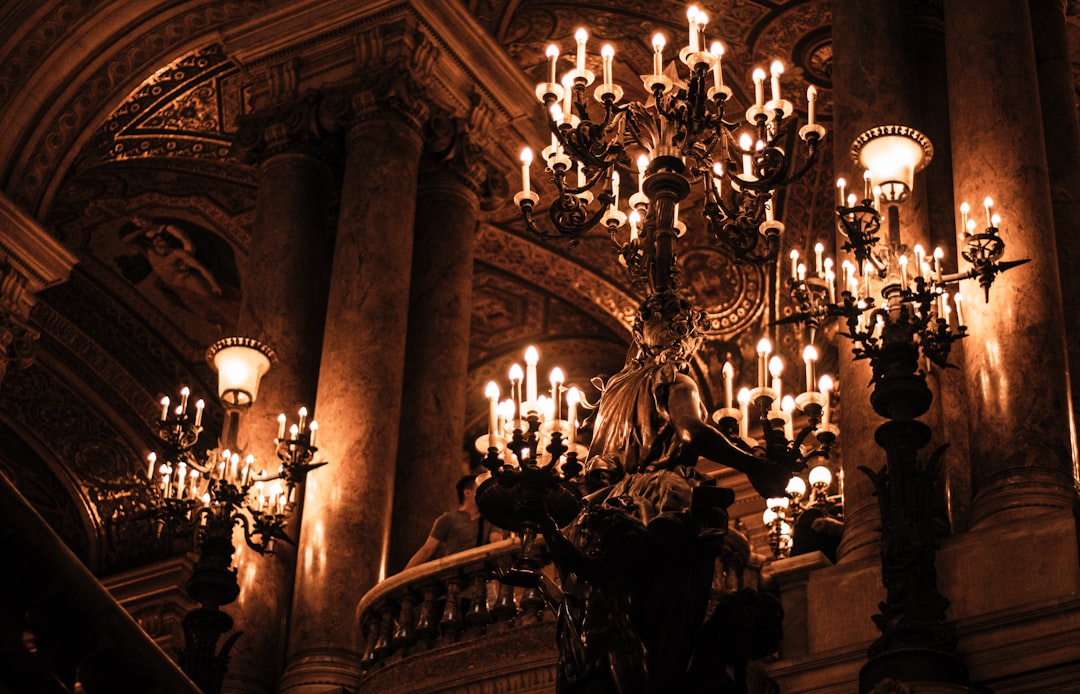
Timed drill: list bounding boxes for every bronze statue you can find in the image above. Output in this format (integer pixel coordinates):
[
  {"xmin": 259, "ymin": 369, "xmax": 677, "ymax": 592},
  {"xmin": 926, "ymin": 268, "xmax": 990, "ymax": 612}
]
[{"xmin": 487, "ymin": 291, "xmax": 794, "ymax": 694}]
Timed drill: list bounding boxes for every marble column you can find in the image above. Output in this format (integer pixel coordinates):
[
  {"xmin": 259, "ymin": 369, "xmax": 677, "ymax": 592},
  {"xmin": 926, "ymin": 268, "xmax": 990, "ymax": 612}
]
[
  {"xmin": 387, "ymin": 120, "xmax": 483, "ymax": 575},
  {"xmin": 1030, "ymin": 0, "xmax": 1080, "ymax": 468},
  {"xmin": 280, "ymin": 77, "xmax": 429, "ymax": 691},
  {"xmin": 945, "ymin": 0, "xmax": 1077, "ymax": 526},
  {"xmin": 223, "ymin": 93, "xmax": 338, "ymax": 693},
  {"xmin": 830, "ymin": 0, "xmax": 923, "ymax": 562}
]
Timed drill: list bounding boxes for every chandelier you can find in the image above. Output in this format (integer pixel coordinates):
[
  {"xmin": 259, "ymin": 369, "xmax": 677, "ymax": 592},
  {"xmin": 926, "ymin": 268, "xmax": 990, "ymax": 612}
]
[{"xmin": 514, "ymin": 5, "xmax": 824, "ymax": 274}]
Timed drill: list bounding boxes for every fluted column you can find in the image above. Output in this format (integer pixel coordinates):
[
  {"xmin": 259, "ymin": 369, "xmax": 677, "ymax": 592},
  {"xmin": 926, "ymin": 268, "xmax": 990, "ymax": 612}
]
[
  {"xmin": 388, "ymin": 114, "xmax": 484, "ymax": 575},
  {"xmin": 945, "ymin": 1, "xmax": 1077, "ymax": 526},
  {"xmin": 223, "ymin": 93, "xmax": 339, "ymax": 694},
  {"xmin": 1030, "ymin": 0, "xmax": 1080, "ymax": 466},
  {"xmin": 280, "ymin": 64, "xmax": 430, "ymax": 691},
  {"xmin": 830, "ymin": 0, "xmax": 923, "ymax": 562}
]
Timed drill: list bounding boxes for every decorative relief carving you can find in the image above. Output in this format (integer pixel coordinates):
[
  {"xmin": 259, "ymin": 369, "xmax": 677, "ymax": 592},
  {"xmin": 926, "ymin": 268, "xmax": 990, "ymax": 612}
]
[
  {"xmin": 232, "ymin": 91, "xmax": 345, "ymax": 168},
  {"xmin": 11, "ymin": 1, "xmax": 270, "ymax": 211}
]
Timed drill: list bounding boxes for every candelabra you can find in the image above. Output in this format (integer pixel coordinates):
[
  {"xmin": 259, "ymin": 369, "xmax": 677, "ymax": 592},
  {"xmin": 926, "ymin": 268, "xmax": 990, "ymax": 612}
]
[
  {"xmin": 473, "ymin": 346, "xmax": 588, "ymax": 585},
  {"xmin": 514, "ymin": 6, "xmax": 824, "ymax": 279},
  {"xmin": 141, "ymin": 337, "xmax": 326, "ymax": 694},
  {"xmin": 783, "ymin": 125, "xmax": 1028, "ymax": 692}
]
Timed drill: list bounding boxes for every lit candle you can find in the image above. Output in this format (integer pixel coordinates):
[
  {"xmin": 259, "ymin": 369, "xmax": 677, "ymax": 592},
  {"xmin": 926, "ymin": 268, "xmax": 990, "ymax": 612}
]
[
  {"xmin": 194, "ymin": 399, "xmax": 204, "ymax": 427},
  {"xmin": 710, "ymin": 42, "xmax": 724, "ymax": 90},
  {"xmin": 740, "ymin": 133, "xmax": 753, "ymax": 178},
  {"xmin": 769, "ymin": 355, "xmax": 783, "ymax": 402},
  {"xmin": 546, "ymin": 44, "xmax": 559, "ymax": 84},
  {"xmin": 991, "ymin": 213, "xmax": 1001, "ymax": 229},
  {"xmin": 738, "ymin": 388, "xmax": 751, "ymax": 438},
  {"xmin": 601, "ymin": 44, "xmax": 614, "ymax": 93},
  {"xmin": 509, "ymin": 363, "xmax": 524, "ymax": 426},
  {"xmin": 803, "ymin": 344, "xmax": 818, "ymax": 392},
  {"xmin": 863, "ymin": 260, "xmax": 873, "ymax": 296},
  {"xmin": 954, "ymin": 293, "xmax": 965, "ymax": 326},
  {"xmin": 485, "ymin": 381, "xmax": 499, "ymax": 444},
  {"xmin": 298, "ymin": 406, "xmax": 308, "ymax": 434},
  {"xmin": 525, "ymin": 346, "xmax": 539, "ymax": 407},
  {"xmin": 575, "ymin": 28, "xmax": 588, "ymax": 72},
  {"xmin": 242, "ymin": 456, "xmax": 253, "ymax": 486},
  {"xmin": 289, "ymin": 424, "xmax": 299, "ymax": 441},
  {"xmin": 899, "ymin": 254, "xmax": 909, "ymax": 288},
  {"xmin": 652, "ymin": 33, "xmax": 665, "ymax": 77},
  {"xmin": 722, "ymin": 361, "xmax": 734, "ymax": 409},
  {"xmin": 277, "ymin": 413, "xmax": 286, "ymax": 440},
  {"xmin": 797, "ymin": 263, "xmax": 806, "ymax": 282},
  {"xmin": 983, "ymin": 196, "xmax": 993, "ymax": 228},
  {"xmin": 230, "ymin": 453, "xmax": 240, "ymax": 483},
  {"xmin": 756, "ymin": 338, "xmax": 772, "ymax": 389},
  {"xmin": 160, "ymin": 396, "xmax": 170, "ymax": 421},
  {"xmin": 147, "ymin": 452, "xmax": 157, "ymax": 480},
  {"xmin": 790, "ymin": 249, "xmax": 799, "ymax": 280},
  {"xmin": 550, "ymin": 367, "xmax": 565, "ymax": 420},
  {"xmin": 814, "ymin": 242, "xmax": 824, "ymax": 276},
  {"xmin": 913, "ymin": 244, "xmax": 925, "ymax": 278},
  {"xmin": 687, "ymin": 6, "xmax": 700, "ymax": 52},
  {"xmin": 942, "ymin": 291, "xmax": 951, "ymax": 325},
  {"xmin": 752, "ymin": 68, "xmax": 765, "ymax": 109},
  {"xmin": 520, "ymin": 147, "xmax": 533, "ymax": 196},
  {"xmin": 836, "ymin": 178, "xmax": 846, "ymax": 208},
  {"xmin": 825, "ymin": 268, "xmax": 836, "ymax": 303},
  {"xmin": 959, "ymin": 201, "xmax": 970, "ymax": 237},
  {"xmin": 566, "ymin": 386, "xmax": 581, "ymax": 445},
  {"xmin": 819, "ymin": 374, "xmax": 833, "ymax": 426},
  {"xmin": 713, "ymin": 162, "xmax": 724, "ymax": 196},
  {"xmin": 933, "ymin": 247, "xmax": 944, "ymax": 282},
  {"xmin": 629, "ymin": 210, "xmax": 641, "ymax": 242},
  {"xmin": 637, "ymin": 154, "xmax": 648, "ymax": 195},
  {"xmin": 863, "ymin": 170, "xmax": 872, "ymax": 201},
  {"xmin": 807, "ymin": 85, "xmax": 817, "ymax": 125},
  {"xmin": 769, "ymin": 60, "xmax": 783, "ymax": 102},
  {"xmin": 308, "ymin": 421, "xmax": 318, "ymax": 447},
  {"xmin": 781, "ymin": 396, "xmax": 795, "ymax": 441},
  {"xmin": 179, "ymin": 386, "xmax": 190, "ymax": 414}
]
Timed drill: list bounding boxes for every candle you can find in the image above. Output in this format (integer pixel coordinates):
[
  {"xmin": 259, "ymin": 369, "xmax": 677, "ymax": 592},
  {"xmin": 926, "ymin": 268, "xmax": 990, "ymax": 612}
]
[
  {"xmin": 722, "ymin": 361, "xmax": 734, "ymax": 409},
  {"xmin": 160, "ymin": 396, "xmax": 170, "ymax": 421},
  {"xmin": 629, "ymin": 210, "xmax": 641, "ymax": 242},
  {"xmin": 797, "ymin": 263, "xmax": 806, "ymax": 282},
  {"xmin": 899, "ymin": 254, "xmax": 909, "ymax": 288},
  {"xmin": 567, "ymin": 386, "xmax": 581, "ymax": 445},
  {"xmin": 983, "ymin": 196, "xmax": 993, "ymax": 228},
  {"xmin": 954, "ymin": 293, "xmax": 965, "ymax": 326},
  {"xmin": 713, "ymin": 162, "xmax": 723, "ymax": 196},
  {"xmin": 863, "ymin": 261, "xmax": 873, "ymax": 296},
  {"xmin": 959, "ymin": 201, "xmax": 970, "ymax": 237},
  {"xmin": 756, "ymin": 338, "xmax": 772, "ymax": 389},
  {"xmin": 600, "ymin": 44, "xmax": 614, "ymax": 93},
  {"xmin": 309, "ymin": 421, "xmax": 318, "ymax": 447},
  {"xmin": 520, "ymin": 148, "xmax": 533, "ymax": 195},
  {"xmin": 179, "ymin": 387, "xmax": 190, "ymax": 414},
  {"xmin": 836, "ymin": 178, "xmax": 846, "ymax": 207},
  {"xmin": 637, "ymin": 154, "xmax": 648, "ymax": 195},
  {"xmin": 933, "ymin": 247, "xmax": 944, "ymax": 282},
  {"xmin": 826, "ymin": 268, "xmax": 836, "ymax": 303},
  {"xmin": 710, "ymin": 42, "xmax": 724, "ymax": 90},
  {"xmin": 803, "ymin": 344, "xmax": 818, "ymax": 392},
  {"xmin": 550, "ymin": 367, "xmax": 564, "ymax": 420},
  {"xmin": 298, "ymin": 406, "xmax": 308, "ymax": 434},
  {"xmin": 790, "ymin": 249, "xmax": 799, "ymax": 280},
  {"xmin": 769, "ymin": 356, "xmax": 783, "ymax": 402},
  {"xmin": 242, "ymin": 456, "xmax": 252, "ymax": 487},
  {"xmin": 765, "ymin": 199, "xmax": 775, "ymax": 222},
  {"xmin": 752, "ymin": 68, "xmax": 765, "ymax": 109},
  {"xmin": 147, "ymin": 452, "xmax": 157, "ymax": 480},
  {"xmin": 509, "ymin": 363, "xmax": 524, "ymax": 426},
  {"xmin": 807, "ymin": 85, "xmax": 817, "ymax": 125},
  {"xmin": 782, "ymin": 396, "xmax": 795, "ymax": 440},
  {"xmin": 913, "ymin": 244, "xmax": 925, "ymax": 278},
  {"xmin": 277, "ymin": 413, "xmax": 286, "ymax": 440},
  {"xmin": 485, "ymin": 381, "xmax": 500, "ymax": 444},
  {"xmin": 574, "ymin": 28, "xmax": 588, "ymax": 72},
  {"xmin": 546, "ymin": 44, "xmax": 559, "ymax": 84},
  {"xmin": 942, "ymin": 291, "xmax": 951, "ymax": 325},
  {"xmin": 687, "ymin": 6, "xmax": 700, "ymax": 52},
  {"xmin": 194, "ymin": 399, "xmax": 204, "ymax": 427},
  {"xmin": 819, "ymin": 375, "xmax": 833, "ymax": 426},
  {"xmin": 740, "ymin": 133, "xmax": 753, "ymax": 178},
  {"xmin": 652, "ymin": 33, "xmax": 665, "ymax": 77},
  {"xmin": 769, "ymin": 60, "xmax": 783, "ymax": 102},
  {"xmin": 738, "ymin": 388, "xmax": 751, "ymax": 438},
  {"xmin": 863, "ymin": 170, "xmax": 872, "ymax": 201},
  {"xmin": 814, "ymin": 242, "xmax": 824, "ymax": 276},
  {"xmin": 525, "ymin": 346, "xmax": 539, "ymax": 407}
]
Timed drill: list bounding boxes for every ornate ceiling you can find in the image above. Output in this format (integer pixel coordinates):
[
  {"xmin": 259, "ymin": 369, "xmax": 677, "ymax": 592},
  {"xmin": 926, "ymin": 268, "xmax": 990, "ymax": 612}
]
[{"xmin": 9, "ymin": 0, "xmax": 1077, "ymax": 574}]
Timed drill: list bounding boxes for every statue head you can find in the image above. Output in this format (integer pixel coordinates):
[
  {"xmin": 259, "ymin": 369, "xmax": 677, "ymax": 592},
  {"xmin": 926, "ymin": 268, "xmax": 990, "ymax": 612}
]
[{"xmin": 632, "ymin": 291, "xmax": 706, "ymax": 364}]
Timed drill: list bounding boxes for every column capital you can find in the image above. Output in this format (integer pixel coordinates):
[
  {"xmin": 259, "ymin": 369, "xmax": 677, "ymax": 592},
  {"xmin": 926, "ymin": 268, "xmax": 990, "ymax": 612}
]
[
  {"xmin": 232, "ymin": 91, "xmax": 344, "ymax": 168},
  {"xmin": 422, "ymin": 100, "xmax": 507, "ymax": 207}
]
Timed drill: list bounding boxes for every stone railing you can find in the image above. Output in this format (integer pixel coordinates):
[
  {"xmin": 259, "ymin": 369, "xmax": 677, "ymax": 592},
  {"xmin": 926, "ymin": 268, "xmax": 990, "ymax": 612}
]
[{"xmin": 355, "ymin": 528, "xmax": 766, "ymax": 693}]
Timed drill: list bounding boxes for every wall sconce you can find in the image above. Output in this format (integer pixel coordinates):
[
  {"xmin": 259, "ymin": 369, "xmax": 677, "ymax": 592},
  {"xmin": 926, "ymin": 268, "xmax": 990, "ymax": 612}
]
[{"xmin": 206, "ymin": 337, "xmax": 276, "ymax": 409}]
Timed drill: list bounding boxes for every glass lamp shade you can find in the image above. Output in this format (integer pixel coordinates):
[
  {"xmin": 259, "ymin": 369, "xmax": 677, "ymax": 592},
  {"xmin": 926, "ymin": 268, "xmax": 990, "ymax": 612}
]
[
  {"xmin": 767, "ymin": 496, "xmax": 790, "ymax": 512},
  {"xmin": 850, "ymin": 125, "xmax": 933, "ymax": 203},
  {"xmin": 786, "ymin": 475, "xmax": 807, "ymax": 498},
  {"xmin": 808, "ymin": 464, "xmax": 833, "ymax": 489},
  {"xmin": 206, "ymin": 337, "xmax": 276, "ymax": 408}
]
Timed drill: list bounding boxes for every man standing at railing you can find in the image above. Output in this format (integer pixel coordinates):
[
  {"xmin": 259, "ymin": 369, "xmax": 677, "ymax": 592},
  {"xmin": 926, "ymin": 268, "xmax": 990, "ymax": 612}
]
[{"xmin": 404, "ymin": 475, "xmax": 502, "ymax": 569}]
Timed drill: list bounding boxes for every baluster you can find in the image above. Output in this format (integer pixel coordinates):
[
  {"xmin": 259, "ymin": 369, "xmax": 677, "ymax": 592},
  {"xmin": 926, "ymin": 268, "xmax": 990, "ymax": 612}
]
[
  {"xmin": 519, "ymin": 582, "xmax": 546, "ymax": 619},
  {"xmin": 438, "ymin": 575, "xmax": 463, "ymax": 636},
  {"xmin": 464, "ymin": 566, "xmax": 491, "ymax": 628},
  {"xmin": 372, "ymin": 606, "xmax": 395, "ymax": 658},
  {"xmin": 392, "ymin": 593, "xmax": 418, "ymax": 648},
  {"xmin": 490, "ymin": 575, "xmax": 518, "ymax": 622},
  {"xmin": 414, "ymin": 582, "xmax": 439, "ymax": 640},
  {"xmin": 360, "ymin": 616, "xmax": 381, "ymax": 666}
]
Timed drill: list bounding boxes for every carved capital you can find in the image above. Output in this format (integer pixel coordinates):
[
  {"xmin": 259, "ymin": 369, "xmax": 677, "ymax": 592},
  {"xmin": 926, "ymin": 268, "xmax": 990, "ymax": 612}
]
[
  {"xmin": 422, "ymin": 98, "xmax": 507, "ymax": 207},
  {"xmin": 232, "ymin": 91, "xmax": 344, "ymax": 168}
]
